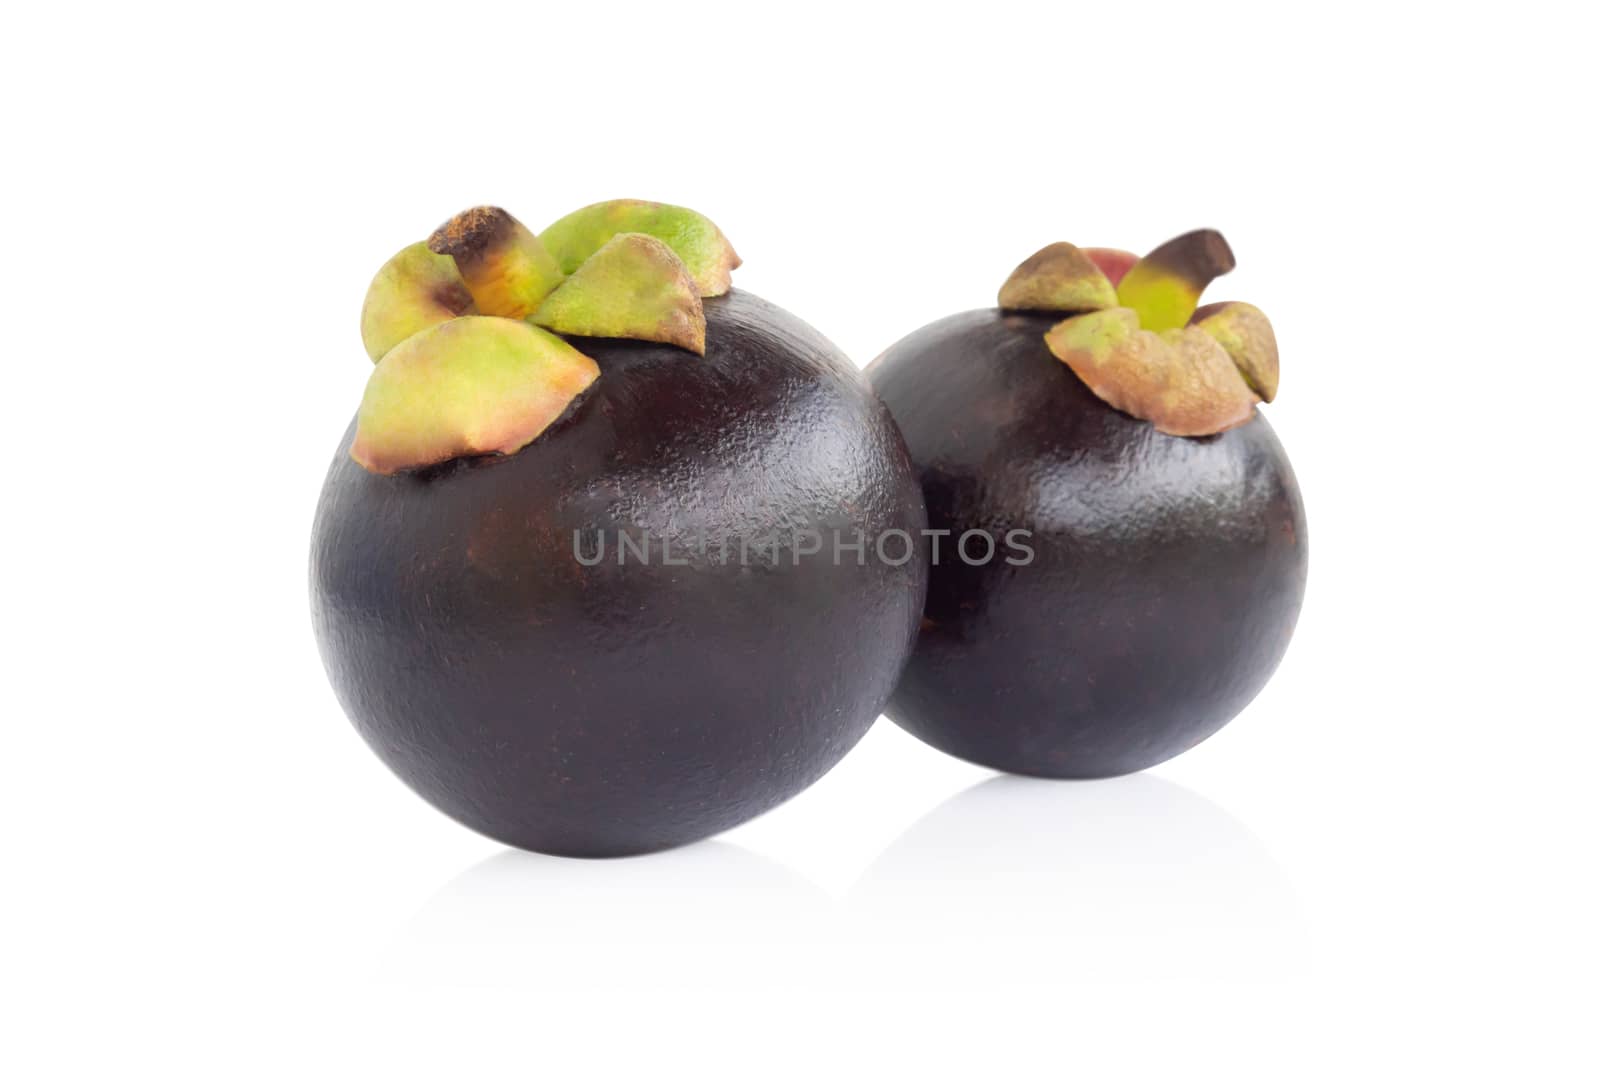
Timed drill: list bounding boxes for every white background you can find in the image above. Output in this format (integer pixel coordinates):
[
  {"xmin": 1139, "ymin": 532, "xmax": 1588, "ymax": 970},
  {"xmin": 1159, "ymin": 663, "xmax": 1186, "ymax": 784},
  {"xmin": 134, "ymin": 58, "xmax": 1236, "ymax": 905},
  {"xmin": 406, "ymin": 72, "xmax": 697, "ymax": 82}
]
[{"xmin": 5, "ymin": 1, "xmax": 1597, "ymax": 1079}]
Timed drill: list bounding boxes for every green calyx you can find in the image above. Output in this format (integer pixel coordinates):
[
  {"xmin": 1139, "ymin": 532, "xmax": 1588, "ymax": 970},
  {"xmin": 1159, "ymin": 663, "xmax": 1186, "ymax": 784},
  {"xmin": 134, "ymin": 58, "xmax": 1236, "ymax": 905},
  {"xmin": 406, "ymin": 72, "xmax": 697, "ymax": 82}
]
[
  {"xmin": 533, "ymin": 233, "xmax": 707, "ymax": 355},
  {"xmin": 351, "ymin": 317, "xmax": 599, "ymax": 475},
  {"xmin": 1190, "ymin": 301, "xmax": 1279, "ymax": 401},
  {"xmin": 359, "ymin": 242, "xmax": 477, "ymax": 362},
  {"xmin": 998, "ymin": 243, "xmax": 1119, "ymax": 313},
  {"xmin": 350, "ymin": 200, "xmax": 739, "ymax": 474},
  {"xmin": 539, "ymin": 200, "xmax": 741, "ymax": 297},
  {"xmin": 1044, "ymin": 309, "xmax": 1258, "ymax": 437},
  {"xmin": 999, "ymin": 229, "xmax": 1280, "ymax": 436}
]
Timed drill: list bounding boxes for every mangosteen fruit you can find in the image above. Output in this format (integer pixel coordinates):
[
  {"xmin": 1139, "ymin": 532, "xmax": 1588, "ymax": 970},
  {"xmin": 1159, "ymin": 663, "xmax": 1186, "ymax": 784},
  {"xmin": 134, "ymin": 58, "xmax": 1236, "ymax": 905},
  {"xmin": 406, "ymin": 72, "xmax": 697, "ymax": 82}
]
[
  {"xmin": 867, "ymin": 230, "xmax": 1306, "ymax": 778},
  {"xmin": 313, "ymin": 201, "xmax": 926, "ymax": 857}
]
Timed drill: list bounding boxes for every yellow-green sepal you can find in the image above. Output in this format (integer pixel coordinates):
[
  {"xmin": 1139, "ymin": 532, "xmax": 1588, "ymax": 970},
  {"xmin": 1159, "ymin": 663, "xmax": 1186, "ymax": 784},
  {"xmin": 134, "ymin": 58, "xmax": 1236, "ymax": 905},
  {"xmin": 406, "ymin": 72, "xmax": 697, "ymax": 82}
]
[
  {"xmin": 351, "ymin": 316, "xmax": 599, "ymax": 475},
  {"xmin": 539, "ymin": 200, "xmax": 740, "ymax": 297},
  {"xmin": 532, "ymin": 233, "xmax": 707, "ymax": 355},
  {"xmin": 359, "ymin": 242, "xmax": 477, "ymax": 362},
  {"xmin": 1114, "ymin": 229, "xmax": 1236, "ymax": 332},
  {"xmin": 998, "ymin": 242, "xmax": 1119, "ymax": 313},
  {"xmin": 1191, "ymin": 301, "xmax": 1279, "ymax": 401},
  {"xmin": 1044, "ymin": 307, "xmax": 1259, "ymax": 437}
]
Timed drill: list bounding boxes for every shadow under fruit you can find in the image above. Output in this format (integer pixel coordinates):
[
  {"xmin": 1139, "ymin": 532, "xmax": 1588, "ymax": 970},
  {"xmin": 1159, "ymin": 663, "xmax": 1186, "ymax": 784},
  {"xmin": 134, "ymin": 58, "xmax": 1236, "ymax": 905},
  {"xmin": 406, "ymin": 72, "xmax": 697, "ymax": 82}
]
[
  {"xmin": 868, "ymin": 231, "xmax": 1307, "ymax": 778},
  {"xmin": 312, "ymin": 203, "xmax": 926, "ymax": 857}
]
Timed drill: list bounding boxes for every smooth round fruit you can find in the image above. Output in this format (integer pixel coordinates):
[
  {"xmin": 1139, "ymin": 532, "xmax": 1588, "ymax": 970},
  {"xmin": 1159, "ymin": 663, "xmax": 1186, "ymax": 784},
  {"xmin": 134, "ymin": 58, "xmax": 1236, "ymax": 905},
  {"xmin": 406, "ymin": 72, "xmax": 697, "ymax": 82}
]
[
  {"xmin": 313, "ymin": 291, "xmax": 926, "ymax": 857},
  {"xmin": 867, "ymin": 309, "xmax": 1306, "ymax": 778}
]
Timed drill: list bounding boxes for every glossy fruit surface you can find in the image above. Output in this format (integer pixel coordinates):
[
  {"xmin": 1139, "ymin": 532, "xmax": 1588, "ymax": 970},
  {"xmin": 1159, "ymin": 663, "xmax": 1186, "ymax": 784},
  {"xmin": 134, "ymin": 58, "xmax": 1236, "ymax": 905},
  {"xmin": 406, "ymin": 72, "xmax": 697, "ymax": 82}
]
[
  {"xmin": 314, "ymin": 291, "xmax": 926, "ymax": 856},
  {"xmin": 867, "ymin": 309, "xmax": 1306, "ymax": 778}
]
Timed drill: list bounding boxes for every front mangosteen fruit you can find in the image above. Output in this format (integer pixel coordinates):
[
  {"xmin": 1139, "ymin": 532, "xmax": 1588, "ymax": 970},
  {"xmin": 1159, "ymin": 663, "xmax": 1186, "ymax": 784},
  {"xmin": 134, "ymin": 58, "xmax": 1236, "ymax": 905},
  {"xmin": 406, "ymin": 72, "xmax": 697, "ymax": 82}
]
[
  {"xmin": 313, "ymin": 201, "xmax": 927, "ymax": 857},
  {"xmin": 867, "ymin": 230, "xmax": 1306, "ymax": 778}
]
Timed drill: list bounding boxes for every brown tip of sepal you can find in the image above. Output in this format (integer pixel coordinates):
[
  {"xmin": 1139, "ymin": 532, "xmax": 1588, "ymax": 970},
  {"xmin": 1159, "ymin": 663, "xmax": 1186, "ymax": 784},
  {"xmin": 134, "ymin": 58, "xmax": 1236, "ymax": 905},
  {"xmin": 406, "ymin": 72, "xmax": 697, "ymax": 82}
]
[
  {"xmin": 998, "ymin": 242, "xmax": 1118, "ymax": 313},
  {"xmin": 1191, "ymin": 301, "xmax": 1279, "ymax": 402},
  {"xmin": 1139, "ymin": 229, "xmax": 1235, "ymax": 287},
  {"xmin": 1045, "ymin": 308, "xmax": 1259, "ymax": 437},
  {"xmin": 428, "ymin": 206, "xmax": 516, "ymax": 263}
]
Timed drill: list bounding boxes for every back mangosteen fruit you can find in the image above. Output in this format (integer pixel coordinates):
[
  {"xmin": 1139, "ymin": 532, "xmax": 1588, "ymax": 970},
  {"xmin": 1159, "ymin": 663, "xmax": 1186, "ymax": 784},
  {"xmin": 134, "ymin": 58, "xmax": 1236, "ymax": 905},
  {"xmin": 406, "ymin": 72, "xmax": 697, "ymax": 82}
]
[
  {"xmin": 867, "ymin": 230, "xmax": 1306, "ymax": 778},
  {"xmin": 312, "ymin": 200, "xmax": 927, "ymax": 857}
]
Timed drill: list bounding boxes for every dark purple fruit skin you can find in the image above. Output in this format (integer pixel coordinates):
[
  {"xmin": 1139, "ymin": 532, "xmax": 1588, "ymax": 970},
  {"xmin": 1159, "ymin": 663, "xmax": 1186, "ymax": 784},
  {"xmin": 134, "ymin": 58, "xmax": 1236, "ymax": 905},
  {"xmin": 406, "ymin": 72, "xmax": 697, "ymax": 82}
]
[
  {"xmin": 866, "ymin": 309, "xmax": 1306, "ymax": 778},
  {"xmin": 312, "ymin": 291, "xmax": 926, "ymax": 857}
]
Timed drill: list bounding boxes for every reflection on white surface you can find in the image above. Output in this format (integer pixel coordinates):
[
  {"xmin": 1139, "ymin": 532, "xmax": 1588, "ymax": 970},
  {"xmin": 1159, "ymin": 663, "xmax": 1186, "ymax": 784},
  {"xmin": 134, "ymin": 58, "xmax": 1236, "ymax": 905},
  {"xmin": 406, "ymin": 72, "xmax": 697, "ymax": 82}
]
[
  {"xmin": 844, "ymin": 774, "xmax": 1304, "ymax": 984},
  {"xmin": 385, "ymin": 842, "xmax": 834, "ymax": 990},
  {"xmin": 385, "ymin": 774, "xmax": 1300, "ymax": 991}
]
